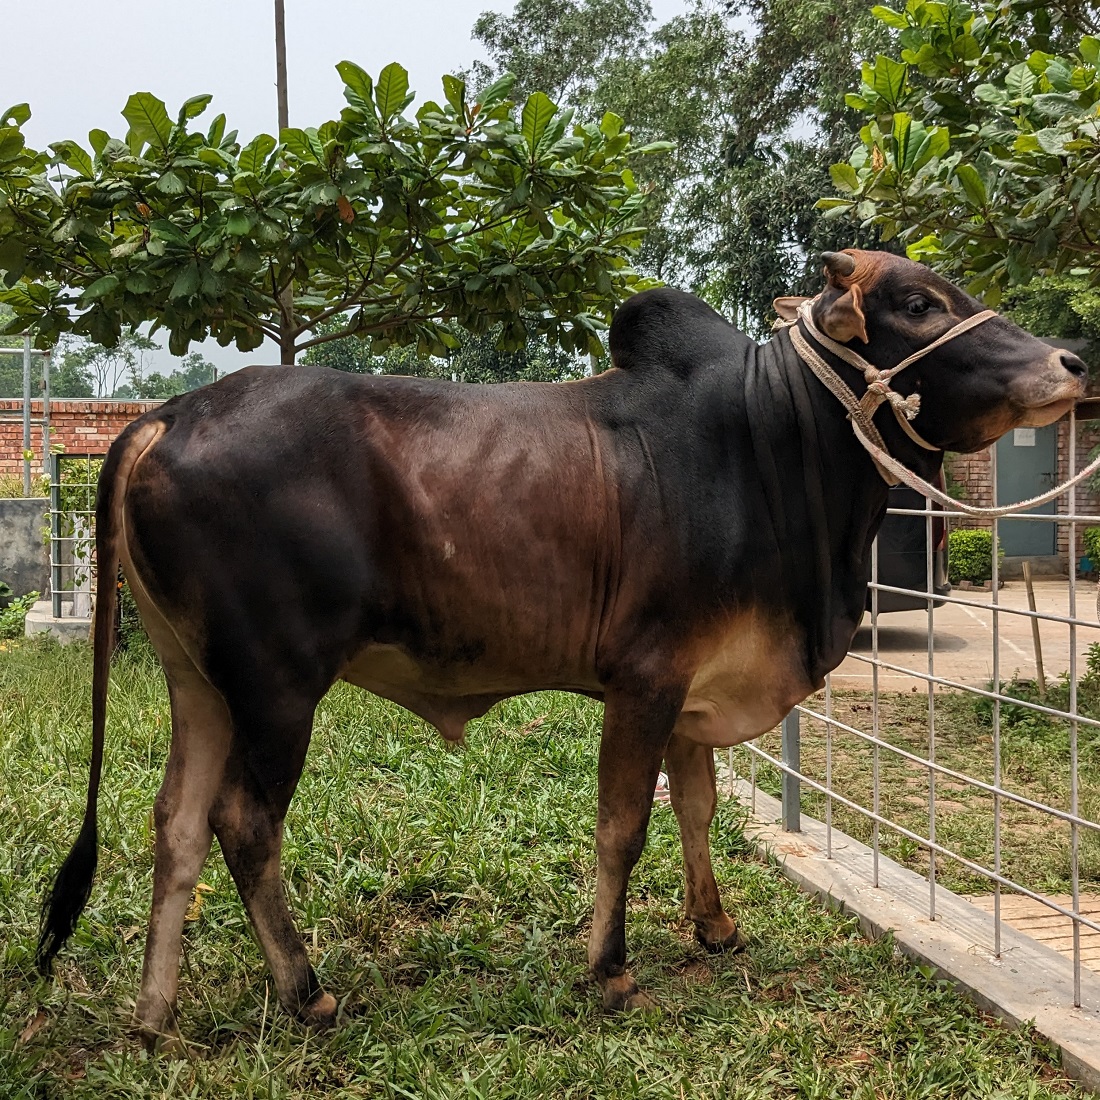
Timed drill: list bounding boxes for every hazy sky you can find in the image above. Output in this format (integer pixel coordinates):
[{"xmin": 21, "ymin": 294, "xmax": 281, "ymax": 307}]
[{"xmin": 1, "ymin": 0, "xmax": 689, "ymax": 378}]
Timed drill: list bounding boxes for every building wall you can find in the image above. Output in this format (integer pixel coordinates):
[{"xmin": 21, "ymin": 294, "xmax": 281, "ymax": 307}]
[
  {"xmin": 944, "ymin": 418, "xmax": 1100, "ymax": 566},
  {"xmin": 0, "ymin": 399, "xmax": 161, "ymax": 477}
]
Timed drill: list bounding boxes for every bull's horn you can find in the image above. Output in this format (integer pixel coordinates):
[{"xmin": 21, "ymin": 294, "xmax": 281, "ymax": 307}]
[{"xmin": 821, "ymin": 251, "xmax": 856, "ymax": 277}]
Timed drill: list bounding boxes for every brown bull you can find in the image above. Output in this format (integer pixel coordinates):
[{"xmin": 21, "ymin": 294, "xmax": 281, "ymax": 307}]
[{"xmin": 37, "ymin": 250, "xmax": 1085, "ymax": 1050}]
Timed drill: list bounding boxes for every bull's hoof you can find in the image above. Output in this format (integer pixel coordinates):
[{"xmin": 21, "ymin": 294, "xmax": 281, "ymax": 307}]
[
  {"xmin": 695, "ymin": 920, "xmax": 749, "ymax": 955},
  {"xmin": 600, "ymin": 973, "xmax": 658, "ymax": 1013},
  {"xmin": 137, "ymin": 1021, "xmax": 187, "ymax": 1058},
  {"xmin": 297, "ymin": 989, "xmax": 338, "ymax": 1030}
]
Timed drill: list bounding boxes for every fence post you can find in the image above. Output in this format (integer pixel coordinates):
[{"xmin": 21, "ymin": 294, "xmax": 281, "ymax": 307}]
[
  {"xmin": 781, "ymin": 709, "xmax": 801, "ymax": 832},
  {"xmin": 22, "ymin": 335, "xmax": 32, "ymax": 496},
  {"xmin": 50, "ymin": 453, "xmax": 62, "ymax": 619}
]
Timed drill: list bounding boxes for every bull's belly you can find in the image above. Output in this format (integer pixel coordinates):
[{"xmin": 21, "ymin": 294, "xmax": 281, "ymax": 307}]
[
  {"xmin": 340, "ymin": 643, "xmax": 600, "ymax": 741},
  {"xmin": 674, "ymin": 612, "xmax": 817, "ymax": 748}
]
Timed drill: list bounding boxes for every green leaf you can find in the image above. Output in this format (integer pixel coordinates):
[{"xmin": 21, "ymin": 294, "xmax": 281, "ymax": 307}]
[
  {"xmin": 81, "ymin": 275, "xmax": 119, "ymax": 301},
  {"xmin": 1006, "ymin": 62, "xmax": 1038, "ymax": 100},
  {"xmin": 225, "ymin": 210, "xmax": 252, "ymax": 236},
  {"xmin": 955, "ymin": 163, "xmax": 987, "ymax": 208},
  {"xmin": 376, "ymin": 62, "xmax": 410, "ymax": 121},
  {"xmin": 442, "ymin": 74, "xmax": 465, "ymax": 115},
  {"xmin": 871, "ymin": 5, "xmax": 909, "ymax": 28},
  {"xmin": 88, "ymin": 129, "xmax": 110, "ymax": 156},
  {"xmin": 177, "ymin": 94, "xmax": 213, "ymax": 125},
  {"xmin": 952, "ymin": 34, "xmax": 980, "ymax": 62},
  {"xmin": 871, "ymin": 55, "xmax": 908, "ymax": 111},
  {"xmin": 2, "ymin": 103, "xmax": 30, "ymax": 127},
  {"xmin": 170, "ymin": 262, "xmax": 200, "ymax": 299},
  {"xmin": 337, "ymin": 61, "xmax": 374, "ymax": 110},
  {"xmin": 522, "ymin": 92, "xmax": 557, "ymax": 155},
  {"xmin": 478, "ymin": 73, "xmax": 516, "ymax": 111},
  {"xmin": 156, "ymin": 170, "xmax": 186, "ymax": 195},
  {"xmin": 1082, "ymin": 36, "xmax": 1100, "ymax": 66},
  {"xmin": 238, "ymin": 133, "xmax": 276, "ymax": 175},
  {"xmin": 50, "ymin": 140, "xmax": 94, "ymax": 178},
  {"xmin": 1035, "ymin": 127, "xmax": 1069, "ymax": 155},
  {"xmin": 830, "ymin": 163, "xmax": 860, "ymax": 193},
  {"xmin": 123, "ymin": 92, "xmax": 173, "ymax": 152}
]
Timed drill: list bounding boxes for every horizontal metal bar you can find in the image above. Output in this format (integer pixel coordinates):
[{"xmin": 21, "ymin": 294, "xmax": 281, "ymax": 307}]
[
  {"xmin": 864, "ymin": 582, "xmax": 1100, "ymax": 631},
  {"xmin": 0, "ymin": 346, "xmax": 48, "ymax": 356},
  {"xmin": 794, "ymin": 703, "xmax": 1099, "ymax": 832},
  {"xmin": 737, "ymin": 743, "xmax": 1100, "ymax": 936},
  {"xmin": 844, "ymin": 652, "xmax": 1100, "ymax": 729}
]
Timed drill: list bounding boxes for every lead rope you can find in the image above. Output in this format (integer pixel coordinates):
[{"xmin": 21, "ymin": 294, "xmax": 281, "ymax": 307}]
[{"xmin": 783, "ymin": 300, "xmax": 1100, "ymax": 518}]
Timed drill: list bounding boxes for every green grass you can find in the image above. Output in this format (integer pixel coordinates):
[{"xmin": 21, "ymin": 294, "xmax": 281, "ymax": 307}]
[
  {"xmin": 0, "ymin": 640, "xmax": 1086, "ymax": 1098},
  {"xmin": 745, "ymin": 687, "xmax": 1100, "ymax": 897}
]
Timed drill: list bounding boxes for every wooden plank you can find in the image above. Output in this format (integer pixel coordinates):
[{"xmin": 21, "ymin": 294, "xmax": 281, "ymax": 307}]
[{"xmin": 965, "ymin": 894, "xmax": 1100, "ymax": 974}]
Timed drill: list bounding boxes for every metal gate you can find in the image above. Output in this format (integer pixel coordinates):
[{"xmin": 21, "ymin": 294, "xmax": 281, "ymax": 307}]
[{"xmin": 731, "ymin": 408, "xmax": 1100, "ymax": 1012}]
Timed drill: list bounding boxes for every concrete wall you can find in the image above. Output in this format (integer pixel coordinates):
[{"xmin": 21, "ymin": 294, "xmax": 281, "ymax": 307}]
[{"xmin": 0, "ymin": 498, "xmax": 48, "ymax": 598}]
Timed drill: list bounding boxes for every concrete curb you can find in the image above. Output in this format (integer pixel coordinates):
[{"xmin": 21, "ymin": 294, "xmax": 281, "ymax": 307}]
[
  {"xmin": 24, "ymin": 600, "xmax": 91, "ymax": 643},
  {"xmin": 731, "ymin": 780, "xmax": 1100, "ymax": 1095}
]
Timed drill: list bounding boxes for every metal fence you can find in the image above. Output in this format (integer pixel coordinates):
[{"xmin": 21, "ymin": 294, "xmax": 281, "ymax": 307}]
[
  {"xmin": 48, "ymin": 453, "xmax": 101, "ymax": 620},
  {"xmin": 731, "ymin": 407, "xmax": 1100, "ymax": 1008}
]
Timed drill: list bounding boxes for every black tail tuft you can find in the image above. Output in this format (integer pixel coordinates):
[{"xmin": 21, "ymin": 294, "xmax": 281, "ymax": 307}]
[{"xmin": 36, "ymin": 817, "xmax": 98, "ymax": 976}]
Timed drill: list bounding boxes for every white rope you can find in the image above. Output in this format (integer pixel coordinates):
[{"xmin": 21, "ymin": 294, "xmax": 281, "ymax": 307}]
[{"xmin": 785, "ymin": 300, "xmax": 1100, "ymax": 518}]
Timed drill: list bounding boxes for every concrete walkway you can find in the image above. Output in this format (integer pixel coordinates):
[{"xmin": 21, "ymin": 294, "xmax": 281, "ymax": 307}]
[{"xmin": 832, "ymin": 579, "xmax": 1100, "ymax": 691}]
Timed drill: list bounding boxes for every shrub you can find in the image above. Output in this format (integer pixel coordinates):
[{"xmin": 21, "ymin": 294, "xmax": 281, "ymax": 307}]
[
  {"xmin": 948, "ymin": 529, "xmax": 996, "ymax": 584},
  {"xmin": 0, "ymin": 588, "xmax": 38, "ymax": 639},
  {"xmin": 1083, "ymin": 527, "xmax": 1100, "ymax": 567}
]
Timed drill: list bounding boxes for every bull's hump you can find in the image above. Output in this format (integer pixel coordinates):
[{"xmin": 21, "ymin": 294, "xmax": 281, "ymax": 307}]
[{"xmin": 609, "ymin": 287, "xmax": 750, "ymax": 378}]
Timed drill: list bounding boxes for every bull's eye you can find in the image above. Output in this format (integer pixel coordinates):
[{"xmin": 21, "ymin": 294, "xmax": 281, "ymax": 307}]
[{"xmin": 906, "ymin": 295, "xmax": 931, "ymax": 316}]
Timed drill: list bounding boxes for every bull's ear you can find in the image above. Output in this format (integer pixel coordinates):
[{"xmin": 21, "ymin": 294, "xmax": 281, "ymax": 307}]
[
  {"xmin": 814, "ymin": 282, "xmax": 868, "ymax": 344},
  {"xmin": 773, "ymin": 296, "xmax": 809, "ymax": 322}
]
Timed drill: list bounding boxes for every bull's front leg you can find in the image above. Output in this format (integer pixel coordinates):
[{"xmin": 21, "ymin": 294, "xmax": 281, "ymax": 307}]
[
  {"xmin": 664, "ymin": 732, "xmax": 748, "ymax": 952},
  {"xmin": 588, "ymin": 686, "xmax": 683, "ymax": 1011}
]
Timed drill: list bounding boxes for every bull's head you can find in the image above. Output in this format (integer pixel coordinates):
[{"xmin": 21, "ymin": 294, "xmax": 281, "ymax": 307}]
[{"xmin": 775, "ymin": 249, "xmax": 1086, "ymax": 453}]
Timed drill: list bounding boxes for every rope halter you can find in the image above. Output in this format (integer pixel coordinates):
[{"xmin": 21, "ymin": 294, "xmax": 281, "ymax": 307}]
[
  {"xmin": 781, "ymin": 296, "xmax": 1100, "ymax": 518},
  {"xmin": 783, "ymin": 297, "xmax": 997, "ymax": 485}
]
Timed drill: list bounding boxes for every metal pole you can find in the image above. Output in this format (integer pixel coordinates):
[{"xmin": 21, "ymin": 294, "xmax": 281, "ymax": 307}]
[
  {"xmin": 41, "ymin": 350, "xmax": 50, "ymax": 475},
  {"xmin": 274, "ymin": 0, "xmax": 294, "ymax": 363},
  {"xmin": 781, "ymin": 709, "xmax": 801, "ymax": 832},
  {"xmin": 274, "ymin": 0, "xmax": 289, "ymax": 132},
  {"xmin": 22, "ymin": 335, "xmax": 31, "ymax": 496},
  {"xmin": 50, "ymin": 453, "xmax": 62, "ymax": 619}
]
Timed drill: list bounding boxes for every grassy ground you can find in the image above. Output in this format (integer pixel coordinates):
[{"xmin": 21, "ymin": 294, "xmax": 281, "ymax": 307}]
[
  {"xmin": 0, "ymin": 640, "xmax": 1087, "ymax": 1098},
  {"xmin": 746, "ymin": 686, "xmax": 1100, "ymax": 897}
]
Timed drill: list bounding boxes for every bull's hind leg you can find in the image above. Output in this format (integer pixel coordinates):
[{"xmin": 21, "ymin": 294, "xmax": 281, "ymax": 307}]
[
  {"xmin": 588, "ymin": 688, "xmax": 682, "ymax": 1011},
  {"xmin": 135, "ymin": 671, "xmax": 232, "ymax": 1052},
  {"xmin": 210, "ymin": 700, "xmax": 335, "ymax": 1029},
  {"xmin": 664, "ymin": 733, "xmax": 747, "ymax": 952}
]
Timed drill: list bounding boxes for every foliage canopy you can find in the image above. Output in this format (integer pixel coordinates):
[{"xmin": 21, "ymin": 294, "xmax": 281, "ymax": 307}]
[
  {"xmin": 0, "ymin": 63, "xmax": 668, "ymax": 362},
  {"xmin": 824, "ymin": 0, "xmax": 1100, "ymax": 301},
  {"xmin": 471, "ymin": 0, "xmax": 890, "ymax": 334}
]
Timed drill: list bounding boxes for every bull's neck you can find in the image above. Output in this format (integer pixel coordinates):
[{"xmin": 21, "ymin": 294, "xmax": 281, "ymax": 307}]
[{"xmin": 735, "ymin": 327, "xmax": 943, "ymax": 676}]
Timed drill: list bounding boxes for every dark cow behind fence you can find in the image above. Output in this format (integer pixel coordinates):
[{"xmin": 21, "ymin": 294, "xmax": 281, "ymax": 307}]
[{"xmin": 37, "ymin": 250, "xmax": 1086, "ymax": 1051}]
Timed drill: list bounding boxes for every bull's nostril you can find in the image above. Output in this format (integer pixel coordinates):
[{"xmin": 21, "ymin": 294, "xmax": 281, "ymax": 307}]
[{"xmin": 1060, "ymin": 351, "xmax": 1088, "ymax": 379}]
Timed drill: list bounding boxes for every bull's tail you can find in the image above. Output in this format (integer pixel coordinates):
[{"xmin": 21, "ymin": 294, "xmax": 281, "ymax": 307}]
[{"xmin": 36, "ymin": 419, "xmax": 164, "ymax": 975}]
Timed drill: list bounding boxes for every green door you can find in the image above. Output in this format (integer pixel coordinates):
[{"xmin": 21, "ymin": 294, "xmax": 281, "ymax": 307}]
[{"xmin": 994, "ymin": 424, "xmax": 1057, "ymax": 556}]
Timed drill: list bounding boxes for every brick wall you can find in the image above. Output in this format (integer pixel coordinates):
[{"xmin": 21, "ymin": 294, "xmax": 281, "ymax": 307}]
[
  {"xmin": 944, "ymin": 419, "xmax": 1100, "ymax": 565},
  {"xmin": 0, "ymin": 399, "xmax": 161, "ymax": 478}
]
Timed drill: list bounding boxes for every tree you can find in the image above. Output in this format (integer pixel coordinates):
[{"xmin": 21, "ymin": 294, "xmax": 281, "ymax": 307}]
[
  {"xmin": 0, "ymin": 65, "xmax": 668, "ymax": 363},
  {"xmin": 49, "ymin": 330, "xmax": 159, "ymax": 398},
  {"xmin": 823, "ymin": 0, "xmax": 1100, "ymax": 301},
  {"xmin": 113, "ymin": 351, "xmax": 218, "ymax": 398},
  {"xmin": 303, "ymin": 317, "xmax": 583, "ymax": 382},
  {"xmin": 470, "ymin": 0, "xmax": 890, "ymax": 334}
]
